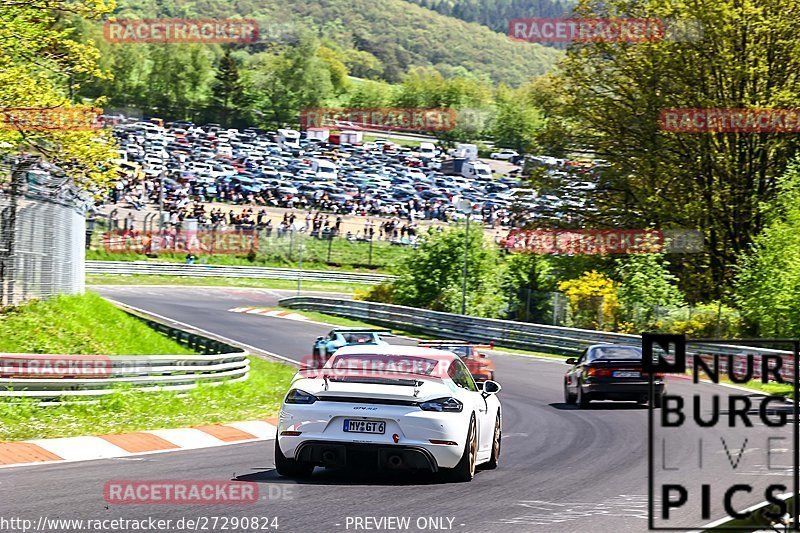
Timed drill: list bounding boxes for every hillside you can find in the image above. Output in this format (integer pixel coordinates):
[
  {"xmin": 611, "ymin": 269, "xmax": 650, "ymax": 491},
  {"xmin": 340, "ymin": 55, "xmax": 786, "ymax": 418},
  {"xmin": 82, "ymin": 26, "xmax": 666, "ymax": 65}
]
[
  {"xmin": 407, "ymin": 0, "xmax": 575, "ymax": 36},
  {"xmin": 112, "ymin": 0, "xmax": 563, "ymax": 85}
]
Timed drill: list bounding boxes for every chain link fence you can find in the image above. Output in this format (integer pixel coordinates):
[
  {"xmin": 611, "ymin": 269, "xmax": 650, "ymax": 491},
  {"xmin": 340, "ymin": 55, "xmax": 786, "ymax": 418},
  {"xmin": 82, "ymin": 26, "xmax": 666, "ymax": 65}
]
[{"xmin": 0, "ymin": 160, "xmax": 91, "ymax": 306}]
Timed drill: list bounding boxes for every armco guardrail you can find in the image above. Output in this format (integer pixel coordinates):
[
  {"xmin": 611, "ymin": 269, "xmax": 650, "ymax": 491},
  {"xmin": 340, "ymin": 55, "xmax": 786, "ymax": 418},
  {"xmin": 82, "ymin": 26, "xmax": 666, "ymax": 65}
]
[
  {"xmin": 279, "ymin": 296, "xmax": 630, "ymax": 355},
  {"xmin": 279, "ymin": 297, "xmax": 797, "ymax": 378},
  {"xmin": 0, "ymin": 353, "xmax": 250, "ymax": 398},
  {"xmin": 86, "ymin": 261, "xmax": 395, "ymax": 285},
  {"xmin": 0, "ymin": 304, "xmax": 249, "ymax": 399}
]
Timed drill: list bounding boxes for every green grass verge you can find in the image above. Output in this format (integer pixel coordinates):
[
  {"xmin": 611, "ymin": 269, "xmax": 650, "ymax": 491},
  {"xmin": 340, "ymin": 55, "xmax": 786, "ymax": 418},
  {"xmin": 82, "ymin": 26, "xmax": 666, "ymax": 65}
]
[
  {"xmin": 275, "ymin": 306, "xmax": 565, "ymax": 359},
  {"xmin": 0, "ymin": 292, "xmax": 298, "ymax": 441},
  {"xmin": 86, "ymin": 274, "xmax": 368, "ymax": 293},
  {"xmin": 278, "ymin": 307, "xmax": 379, "ymax": 328},
  {"xmin": 0, "ymin": 292, "xmax": 194, "ymax": 355},
  {"xmin": 87, "ymin": 235, "xmax": 407, "ymax": 273},
  {"xmin": 0, "ymin": 357, "xmax": 295, "ymax": 441},
  {"xmin": 709, "ymin": 376, "xmax": 794, "ymax": 398}
]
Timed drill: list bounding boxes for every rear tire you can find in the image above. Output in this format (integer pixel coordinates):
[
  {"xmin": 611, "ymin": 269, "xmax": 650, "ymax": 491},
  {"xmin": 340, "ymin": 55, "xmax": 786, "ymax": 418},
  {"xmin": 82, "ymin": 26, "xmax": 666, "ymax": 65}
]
[
  {"xmin": 564, "ymin": 383, "xmax": 577, "ymax": 405},
  {"xmin": 274, "ymin": 436, "xmax": 314, "ymax": 478},
  {"xmin": 448, "ymin": 415, "xmax": 477, "ymax": 482},
  {"xmin": 653, "ymin": 393, "xmax": 664, "ymax": 409},
  {"xmin": 311, "ymin": 346, "xmax": 322, "ymax": 368},
  {"xmin": 577, "ymin": 384, "xmax": 591, "ymax": 409},
  {"xmin": 484, "ymin": 412, "xmax": 501, "ymax": 470}
]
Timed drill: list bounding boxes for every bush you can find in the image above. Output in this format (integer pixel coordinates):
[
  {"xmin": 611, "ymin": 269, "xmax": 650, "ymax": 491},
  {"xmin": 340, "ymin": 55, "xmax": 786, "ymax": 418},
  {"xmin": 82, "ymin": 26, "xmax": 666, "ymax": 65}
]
[
  {"xmin": 558, "ymin": 271, "xmax": 619, "ymax": 331},
  {"xmin": 615, "ymin": 254, "xmax": 684, "ymax": 331},
  {"xmin": 389, "ymin": 225, "xmax": 505, "ymax": 317},
  {"xmin": 357, "ymin": 282, "xmax": 396, "ymax": 303},
  {"xmin": 656, "ymin": 302, "xmax": 743, "ymax": 338}
]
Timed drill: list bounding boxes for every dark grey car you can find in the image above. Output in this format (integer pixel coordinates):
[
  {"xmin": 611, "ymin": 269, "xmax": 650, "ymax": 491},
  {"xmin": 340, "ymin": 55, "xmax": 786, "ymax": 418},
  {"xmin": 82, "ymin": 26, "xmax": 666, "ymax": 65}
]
[{"xmin": 563, "ymin": 344, "xmax": 665, "ymax": 408}]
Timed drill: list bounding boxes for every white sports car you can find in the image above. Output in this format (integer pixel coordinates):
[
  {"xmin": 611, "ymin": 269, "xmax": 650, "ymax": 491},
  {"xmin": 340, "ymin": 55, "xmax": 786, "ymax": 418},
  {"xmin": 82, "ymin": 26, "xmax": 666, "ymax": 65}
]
[{"xmin": 275, "ymin": 345, "xmax": 502, "ymax": 482}]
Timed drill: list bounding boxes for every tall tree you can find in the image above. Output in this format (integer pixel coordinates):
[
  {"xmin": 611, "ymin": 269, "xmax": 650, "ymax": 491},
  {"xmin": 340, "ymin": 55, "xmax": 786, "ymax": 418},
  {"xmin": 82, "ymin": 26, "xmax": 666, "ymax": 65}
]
[
  {"xmin": 735, "ymin": 158, "xmax": 800, "ymax": 336},
  {"xmin": 557, "ymin": 0, "xmax": 800, "ymax": 299},
  {"xmin": 211, "ymin": 48, "xmax": 246, "ymax": 127},
  {"xmin": 143, "ymin": 44, "xmax": 213, "ymax": 120},
  {"xmin": 248, "ymin": 32, "xmax": 336, "ymax": 127},
  {"xmin": 493, "ymin": 84, "xmax": 544, "ymax": 154},
  {"xmin": 0, "ymin": 0, "xmax": 118, "ymax": 188}
]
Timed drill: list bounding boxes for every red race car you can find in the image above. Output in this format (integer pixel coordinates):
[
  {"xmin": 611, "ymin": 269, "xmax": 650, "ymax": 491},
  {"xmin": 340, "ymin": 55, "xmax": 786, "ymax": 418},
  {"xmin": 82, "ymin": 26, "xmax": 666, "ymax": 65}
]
[{"xmin": 418, "ymin": 340, "xmax": 496, "ymax": 382}]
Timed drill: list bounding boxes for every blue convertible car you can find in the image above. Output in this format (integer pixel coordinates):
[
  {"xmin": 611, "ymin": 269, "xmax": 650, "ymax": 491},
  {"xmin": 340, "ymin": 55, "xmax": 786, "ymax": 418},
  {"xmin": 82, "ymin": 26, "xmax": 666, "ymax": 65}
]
[{"xmin": 311, "ymin": 328, "xmax": 392, "ymax": 365}]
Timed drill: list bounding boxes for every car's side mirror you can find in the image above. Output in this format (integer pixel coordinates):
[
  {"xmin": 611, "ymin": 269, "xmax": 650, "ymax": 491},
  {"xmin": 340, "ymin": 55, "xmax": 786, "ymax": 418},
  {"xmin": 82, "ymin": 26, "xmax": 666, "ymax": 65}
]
[
  {"xmin": 565, "ymin": 358, "xmax": 577, "ymax": 365},
  {"xmin": 315, "ymin": 336, "xmax": 325, "ymax": 342},
  {"xmin": 482, "ymin": 380, "xmax": 501, "ymax": 395},
  {"xmin": 478, "ymin": 352, "xmax": 487, "ymax": 358}
]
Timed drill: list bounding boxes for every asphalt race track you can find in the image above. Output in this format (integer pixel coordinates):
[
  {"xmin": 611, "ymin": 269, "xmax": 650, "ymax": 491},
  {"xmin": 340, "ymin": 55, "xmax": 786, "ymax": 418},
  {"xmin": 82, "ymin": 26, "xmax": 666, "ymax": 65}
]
[{"xmin": 1, "ymin": 286, "xmax": 793, "ymax": 533}]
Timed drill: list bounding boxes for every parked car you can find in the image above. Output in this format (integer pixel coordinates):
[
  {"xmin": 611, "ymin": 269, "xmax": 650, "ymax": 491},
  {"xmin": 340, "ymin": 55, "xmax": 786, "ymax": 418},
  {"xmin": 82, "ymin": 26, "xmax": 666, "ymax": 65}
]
[{"xmin": 490, "ymin": 149, "xmax": 519, "ymax": 161}]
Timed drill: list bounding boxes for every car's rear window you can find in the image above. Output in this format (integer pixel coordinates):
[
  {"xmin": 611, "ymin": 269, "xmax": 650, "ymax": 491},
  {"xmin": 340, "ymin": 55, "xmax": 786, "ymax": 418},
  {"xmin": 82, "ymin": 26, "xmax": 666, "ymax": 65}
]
[
  {"xmin": 438, "ymin": 346, "xmax": 469, "ymax": 358},
  {"xmin": 329, "ymin": 354, "xmax": 438, "ymax": 376},
  {"xmin": 343, "ymin": 333, "xmax": 375, "ymax": 344},
  {"xmin": 590, "ymin": 346, "xmax": 642, "ymax": 361}
]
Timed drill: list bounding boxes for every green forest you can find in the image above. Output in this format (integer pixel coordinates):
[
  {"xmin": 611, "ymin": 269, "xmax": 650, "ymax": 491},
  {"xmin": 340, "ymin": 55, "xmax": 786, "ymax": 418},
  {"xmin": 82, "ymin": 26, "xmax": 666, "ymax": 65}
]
[
  {"xmin": 407, "ymin": 0, "xmax": 575, "ymax": 35},
  {"xmin": 74, "ymin": 0, "xmax": 559, "ymax": 144}
]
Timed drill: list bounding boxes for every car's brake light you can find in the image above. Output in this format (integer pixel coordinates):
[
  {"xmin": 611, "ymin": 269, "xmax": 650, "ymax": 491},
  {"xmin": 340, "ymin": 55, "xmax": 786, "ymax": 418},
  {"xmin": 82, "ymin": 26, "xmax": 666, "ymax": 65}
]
[
  {"xmin": 586, "ymin": 367, "xmax": 613, "ymax": 377},
  {"xmin": 280, "ymin": 431, "xmax": 302, "ymax": 436},
  {"xmin": 419, "ymin": 397, "xmax": 463, "ymax": 412},
  {"xmin": 429, "ymin": 440, "xmax": 458, "ymax": 445},
  {"xmin": 284, "ymin": 389, "xmax": 318, "ymax": 404}
]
